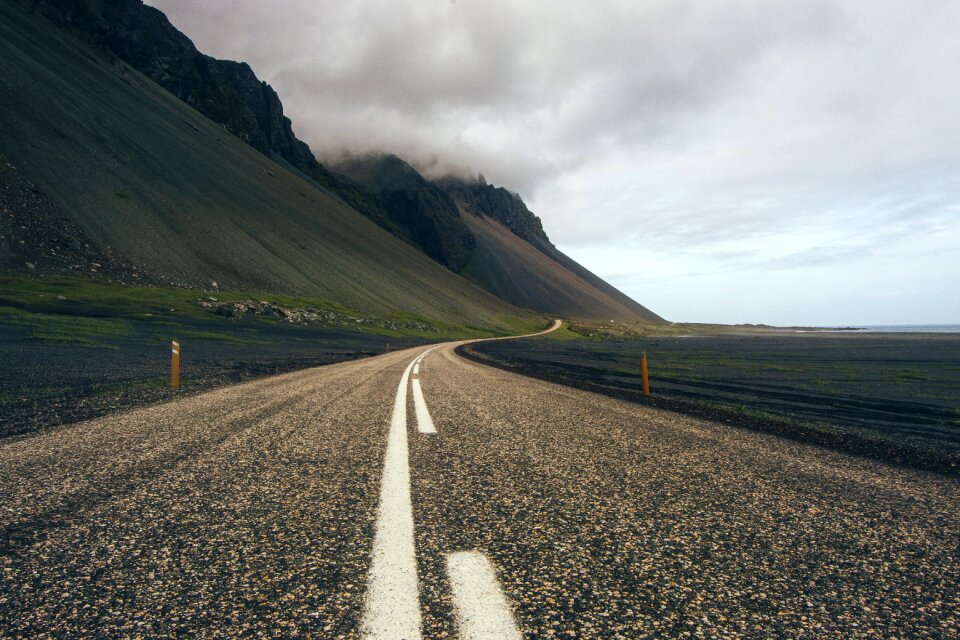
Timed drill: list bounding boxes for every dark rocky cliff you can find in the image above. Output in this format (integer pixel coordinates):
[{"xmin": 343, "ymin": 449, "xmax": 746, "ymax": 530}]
[
  {"xmin": 15, "ymin": 0, "xmax": 389, "ymax": 224},
  {"xmin": 337, "ymin": 155, "xmax": 475, "ymax": 272},
  {"xmin": 436, "ymin": 176, "xmax": 550, "ymax": 245},
  {"xmin": 19, "ymin": 0, "xmax": 311, "ymax": 165}
]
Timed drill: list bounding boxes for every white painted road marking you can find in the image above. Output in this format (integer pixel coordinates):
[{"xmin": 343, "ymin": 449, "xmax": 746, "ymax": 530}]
[
  {"xmin": 447, "ymin": 551, "xmax": 522, "ymax": 640},
  {"xmin": 362, "ymin": 333, "xmax": 558, "ymax": 638},
  {"xmin": 413, "ymin": 363, "xmax": 420, "ymax": 375},
  {"xmin": 362, "ymin": 356, "xmax": 422, "ymax": 640},
  {"xmin": 411, "ymin": 378, "xmax": 436, "ymax": 434}
]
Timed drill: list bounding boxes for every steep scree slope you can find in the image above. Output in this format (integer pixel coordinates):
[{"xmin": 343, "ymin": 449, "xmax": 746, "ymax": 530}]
[
  {"xmin": 14, "ymin": 0, "xmax": 390, "ymax": 225},
  {"xmin": 339, "ymin": 156, "xmax": 663, "ymax": 321},
  {"xmin": 6, "ymin": 0, "xmax": 662, "ymax": 322},
  {"xmin": 448, "ymin": 184, "xmax": 663, "ymax": 322},
  {"xmin": 0, "ymin": 1, "xmax": 522, "ymax": 326}
]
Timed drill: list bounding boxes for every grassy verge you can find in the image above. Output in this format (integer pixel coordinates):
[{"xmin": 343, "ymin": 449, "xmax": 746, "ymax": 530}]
[
  {"xmin": 0, "ymin": 275, "xmax": 547, "ymax": 438},
  {"xmin": 0, "ymin": 275, "xmax": 542, "ymax": 345},
  {"xmin": 0, "ymin": 305, "xmax": 134, "ymax": 346}
]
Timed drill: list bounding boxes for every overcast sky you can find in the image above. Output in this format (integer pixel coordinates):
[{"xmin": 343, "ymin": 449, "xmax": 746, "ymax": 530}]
[{"xmin": 150, "ymin": 0, "xmax": 959, "ymax": 325}]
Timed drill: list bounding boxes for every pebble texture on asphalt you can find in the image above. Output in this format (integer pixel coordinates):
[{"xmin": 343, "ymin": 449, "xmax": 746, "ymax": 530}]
[
  {"xmin": 1, "ymin": 341, "xmax": 957, "ymax": 638},
  {"xmin": 415, "ymin": 347, "xmax": 959, "ymax": 639},
  {"xmin": 0, "ymin": 353, "xmax": 409, "ymax": 637}
]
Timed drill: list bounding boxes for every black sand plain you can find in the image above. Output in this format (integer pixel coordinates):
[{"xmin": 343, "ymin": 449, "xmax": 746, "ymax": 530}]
[
  {"xmin": 463, "ymin": 331, "xmax": 960, "ymax": 474},
  {"xmin": 0, "ymin": 319, "xmax": 428, "ymax": 440}
]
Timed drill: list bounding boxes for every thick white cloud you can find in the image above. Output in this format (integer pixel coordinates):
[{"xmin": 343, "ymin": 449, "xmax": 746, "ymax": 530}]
[{"xmin": 150, "ymin": 0, "xmax": 960, "ymax": 324}]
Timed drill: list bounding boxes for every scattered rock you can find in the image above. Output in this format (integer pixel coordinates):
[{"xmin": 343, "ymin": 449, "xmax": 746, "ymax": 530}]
[
  {"xmin": 197, "ymin": 298, "xmax": 438, "ymax": 332},
  {"xmin": 1, "ymin": 161, "xmax": 149, "ymax": 283}
]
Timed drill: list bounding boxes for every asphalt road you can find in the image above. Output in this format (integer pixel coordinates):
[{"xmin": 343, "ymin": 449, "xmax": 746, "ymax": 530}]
[{"xmin": 1, "ymin": 323, "xmax": 957, "ymax": 638}]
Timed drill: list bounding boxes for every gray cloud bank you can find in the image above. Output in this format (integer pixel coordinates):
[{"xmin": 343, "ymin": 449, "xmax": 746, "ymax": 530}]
[
  {"xmin": 151, "ymin": 0, "xmax": 957, "ymax": 218},
  {"xmin": 149, "ymin": 0, "xmax": 959, "ymax": 322}
]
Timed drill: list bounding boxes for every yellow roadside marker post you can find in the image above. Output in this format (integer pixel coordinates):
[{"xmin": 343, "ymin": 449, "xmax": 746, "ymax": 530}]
[
  {"xmin": 171, "ymin": 340, "xmax": 180, "ymax": 388},
  {"xmin": 640, "ymin": 351, "xmax": 650, "ymax": 397}
]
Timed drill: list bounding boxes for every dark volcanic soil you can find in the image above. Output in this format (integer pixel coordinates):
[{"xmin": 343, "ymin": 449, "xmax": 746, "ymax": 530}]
[
  {"xmin": 463, "ymin": 332, "xmax": 960, "ymax": 475},
  {"xmin": 0, "ymin": 320, "xmax": 427, "ymax": 440}
]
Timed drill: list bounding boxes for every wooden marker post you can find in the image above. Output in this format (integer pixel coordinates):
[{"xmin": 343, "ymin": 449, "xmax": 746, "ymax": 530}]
[
  {"xmin": 171, "ymin": 340, "xmax": 180, "ymax": 388},
  {"xmin": 640, "ymin": 351, "xmax": 650, "ymax": 397}
]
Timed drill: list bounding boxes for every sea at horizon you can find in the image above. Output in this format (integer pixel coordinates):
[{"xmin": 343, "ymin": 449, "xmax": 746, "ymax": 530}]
[{"xmin": 853, "ymin": 324, "xmax": 960, "ymax": 333}]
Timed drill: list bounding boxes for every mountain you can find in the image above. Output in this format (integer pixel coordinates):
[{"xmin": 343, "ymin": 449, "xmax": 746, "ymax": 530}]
[
  {"xmin": 437, "ymin": 176, "xmax": 549, "ymax": 244},
  {"xmin": 0, "ymin": 0, "xmax": 520, "ymax": 326},
  {"xmin": 438, "ymin": 178, "xmax": 662, "ymax": 321},
  {"xmin": 336, "ymin": 155, "xmax": 475, "ymax": 272},
  {"xmin": 15, "ymin": 0, "xmax": 392, "ymax": 227},
  {"xmin": 339, "ymin": 157, "xmax": 662, "ymax": 322},
  {"xmin": 1, "ymin": 0, "xmax": 662, "ymax": 323}
]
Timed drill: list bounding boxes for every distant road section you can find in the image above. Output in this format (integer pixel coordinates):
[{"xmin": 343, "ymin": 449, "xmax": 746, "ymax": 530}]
[{"xmin": 0, "ymin": 320, "xmax": 957, "ymax": 638}]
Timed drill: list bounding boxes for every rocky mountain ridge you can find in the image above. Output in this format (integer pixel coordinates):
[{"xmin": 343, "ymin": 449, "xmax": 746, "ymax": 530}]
[
  {"xmin": 4, "ymin": 0, "xmax": 662, "ymax": 322},
  {"xmin": 14, "ymin": 0, "xmax": 394, "ymax": 226},
  {"xmin": 15, "ymin": 0, "xmax": 557, "ymax": 272},
  {"xmin": 336, "ymin": 154, "xmax": 475, "ymax": 271},
  {"xmin": 19, "ymin": 0, "xmax": 314, "ymax": 168},
  {"xmin": 436, "ymin": 176, "xmax": 550, "ymax": 245}
]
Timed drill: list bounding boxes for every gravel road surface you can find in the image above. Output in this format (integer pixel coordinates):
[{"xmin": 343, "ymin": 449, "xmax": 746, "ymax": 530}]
[{"xmin": 1, "ymin": 328, "xmax": 957, "ymax": 638}]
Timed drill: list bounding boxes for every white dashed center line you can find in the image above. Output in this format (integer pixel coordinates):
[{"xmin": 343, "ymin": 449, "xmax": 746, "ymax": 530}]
[
  {"xmin": 411, "ymin": 378, "xmax": 436, "ymax": 434},
  {"xmin": 447, "ymin": 551, "xmax": 522, "ymax": 640},
  {"xmin": 362, "ymin": 355, "xmax": 422, "ymax": 639},
  {"xmin": 364, "ymin": 344, "xmax": 523, "ymax": 638}
]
